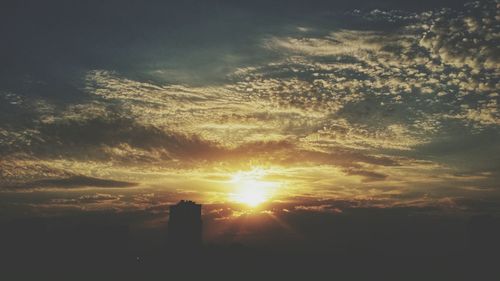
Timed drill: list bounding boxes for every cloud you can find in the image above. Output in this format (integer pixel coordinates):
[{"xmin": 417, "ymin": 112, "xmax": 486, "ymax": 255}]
[
  {"xmin": 0, "ymin": 106, "xmax": 224, "ymax": 163},
  {"xmin": 0, "ymin": 0, "xmax": 498, "ymax": 206},
  {"xmin": 7, "ymin": 175, "xmax": 136, "ymax": 189},
  {"xmin": 344, "ymin": 168, "xmax": 388, "ymax": 182},
  {"xmin": 50, "ymin": 193, "xmax": 123, "ymax": 204},
  {"xmin": 419, "ymin": 1, "xmax": 499, "ymax": 71}
]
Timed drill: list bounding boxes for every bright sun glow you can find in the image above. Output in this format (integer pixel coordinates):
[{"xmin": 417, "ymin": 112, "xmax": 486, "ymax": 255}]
[{"xmin": 229, "ymin": 168, "xmax": 279, "ymax": 207}]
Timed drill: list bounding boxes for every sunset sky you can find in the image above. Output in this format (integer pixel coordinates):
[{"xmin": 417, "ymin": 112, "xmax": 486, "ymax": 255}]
[{"xmin": 0, "ymin": 0, "xmax": 499, "ymax": 251}]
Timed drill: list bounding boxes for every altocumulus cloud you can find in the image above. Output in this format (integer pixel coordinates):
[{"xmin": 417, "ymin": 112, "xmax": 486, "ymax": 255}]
[{"xmin": 0, "ymin": 0, "xmax": 498, "ymax": 213}]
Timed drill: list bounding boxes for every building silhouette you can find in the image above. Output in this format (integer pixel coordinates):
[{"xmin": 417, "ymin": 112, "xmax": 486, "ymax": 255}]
[{"xmin": 168, "ymin": 200, "xmax": 202, "ymax": 251}]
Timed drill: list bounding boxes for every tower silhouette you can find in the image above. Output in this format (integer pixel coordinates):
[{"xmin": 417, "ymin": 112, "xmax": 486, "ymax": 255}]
[{"xmin": 168, "ymin": 200, "xmax": 202, "ymax": 251}]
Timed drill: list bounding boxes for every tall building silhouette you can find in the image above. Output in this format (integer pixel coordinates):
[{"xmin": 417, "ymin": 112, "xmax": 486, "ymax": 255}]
[{"xmin": 168, "ymin": 200, "xmax": 202, "ymax": 251}]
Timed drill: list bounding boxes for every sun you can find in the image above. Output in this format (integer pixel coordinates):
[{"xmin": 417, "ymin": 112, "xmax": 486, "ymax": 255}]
[
  {"xmin": 232, "ymin": 179, "xmax": 270, "ymax": 207},
  {"xmin": 229, "ymin": 168, "xmax": 279, "ymax": 207}
]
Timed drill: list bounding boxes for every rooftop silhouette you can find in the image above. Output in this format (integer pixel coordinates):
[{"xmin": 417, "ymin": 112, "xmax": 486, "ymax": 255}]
[{"xmin": 168, "ymin": 200, "xmax": 202, "ymax": 251}]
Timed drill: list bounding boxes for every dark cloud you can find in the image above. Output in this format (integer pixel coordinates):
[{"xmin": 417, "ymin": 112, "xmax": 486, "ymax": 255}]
[
  {"xmin": 9, "ymin": 175, "xmax": 136, "ymax": 189},
  {"xmin": 0, "ymin": 111, "xmax": 222, "ymax": 162},
  {"xmin": 344, "ymin": 168, "xmax": 388, "ymax": 181}
]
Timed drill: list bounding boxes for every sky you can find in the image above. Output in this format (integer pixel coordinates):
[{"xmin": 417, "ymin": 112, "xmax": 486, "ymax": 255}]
[{"xmin": 0, "ymin": 0, "xmax": 499, "ymax": 255}]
